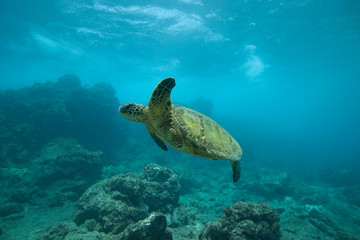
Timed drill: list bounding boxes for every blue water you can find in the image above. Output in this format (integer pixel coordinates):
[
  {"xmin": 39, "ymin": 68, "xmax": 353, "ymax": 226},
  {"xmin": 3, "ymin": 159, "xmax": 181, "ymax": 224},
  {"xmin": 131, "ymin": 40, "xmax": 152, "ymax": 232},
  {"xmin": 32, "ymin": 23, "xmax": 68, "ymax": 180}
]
[
  {"xmin": 1, "ymin": 1, "xmax": 360, "ymax": 238},
  {"xmin": 1, "ymin": 0, "xmax": 359, "ymax": 170}
]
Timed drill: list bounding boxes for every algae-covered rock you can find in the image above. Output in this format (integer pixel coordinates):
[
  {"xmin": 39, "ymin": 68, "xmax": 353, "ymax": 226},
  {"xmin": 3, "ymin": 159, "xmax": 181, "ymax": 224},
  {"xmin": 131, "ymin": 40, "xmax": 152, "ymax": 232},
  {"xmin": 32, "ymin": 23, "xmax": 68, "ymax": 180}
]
[
  {"xmin": 140, "ymin": 163, "xmax": 181, "ymax": 213},
  {"xmin": 35, "ymin": 221, "xmax": 113, "ymax": 240},
  {"xmin": 118, "ymin": 212, "xmax": 172, "ymax": 240},
  {"xmin": 32, "ymin": 138, "xmax": 102, "ymax": 187},
  {"xmin": 72, "ymin": 164, "xmax": 181, "ymax": 236},
  {"xmin": 199, "ymin": 201, "xmax": 281, "ymax": 240},
  {"xmin": 72, "ymin": 173, "xmax": 147, "ymax": 235}
]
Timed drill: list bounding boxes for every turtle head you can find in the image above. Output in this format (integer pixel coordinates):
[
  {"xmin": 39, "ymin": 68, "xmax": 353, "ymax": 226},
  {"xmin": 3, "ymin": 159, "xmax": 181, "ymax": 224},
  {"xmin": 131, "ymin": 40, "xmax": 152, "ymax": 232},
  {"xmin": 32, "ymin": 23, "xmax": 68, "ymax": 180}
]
[{"xmin": 118, "ymin": 103, "xmax": 148, "ymax": 123}]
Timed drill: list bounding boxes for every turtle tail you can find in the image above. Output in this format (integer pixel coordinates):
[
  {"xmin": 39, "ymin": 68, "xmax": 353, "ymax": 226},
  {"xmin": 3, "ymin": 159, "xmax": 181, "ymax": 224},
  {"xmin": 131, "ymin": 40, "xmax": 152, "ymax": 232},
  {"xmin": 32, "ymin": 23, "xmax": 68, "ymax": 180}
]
[{"xmin": 230, "ymin": 160, "xmax": 241, "ymax": 183}]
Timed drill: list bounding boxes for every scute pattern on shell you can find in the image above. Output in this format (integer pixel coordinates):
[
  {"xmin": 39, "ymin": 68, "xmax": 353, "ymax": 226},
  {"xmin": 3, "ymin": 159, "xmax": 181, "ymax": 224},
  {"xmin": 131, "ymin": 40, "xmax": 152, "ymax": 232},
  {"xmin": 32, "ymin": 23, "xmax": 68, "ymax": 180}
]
[{"xmin": 172, "ymin": 105, "xmax": 241, "ymax": 161}]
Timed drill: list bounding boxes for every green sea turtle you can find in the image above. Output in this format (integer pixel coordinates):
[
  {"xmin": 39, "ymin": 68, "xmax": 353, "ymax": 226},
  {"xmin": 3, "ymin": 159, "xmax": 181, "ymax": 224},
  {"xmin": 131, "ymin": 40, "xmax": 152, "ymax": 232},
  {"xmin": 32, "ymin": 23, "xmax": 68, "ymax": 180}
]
[{"xmin": 118, "ymin": 77, "xmax": 242, "ymax": 182}]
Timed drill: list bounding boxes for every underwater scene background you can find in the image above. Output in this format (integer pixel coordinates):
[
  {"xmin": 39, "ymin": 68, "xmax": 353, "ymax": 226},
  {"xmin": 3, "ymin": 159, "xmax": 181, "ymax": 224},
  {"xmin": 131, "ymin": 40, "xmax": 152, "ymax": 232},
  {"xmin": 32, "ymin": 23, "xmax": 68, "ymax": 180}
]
[{"xmin": 1, "ymin": 0, "xmax": 360, "ymax": 239}]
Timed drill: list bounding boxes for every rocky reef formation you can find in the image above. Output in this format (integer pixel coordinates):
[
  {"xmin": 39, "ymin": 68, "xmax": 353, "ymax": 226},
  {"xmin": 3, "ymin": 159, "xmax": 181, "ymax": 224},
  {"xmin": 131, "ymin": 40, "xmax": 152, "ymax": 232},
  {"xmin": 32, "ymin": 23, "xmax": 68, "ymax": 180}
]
[
  {"xmin": 0, "ymin": 137, "xmax": 103, "ymax": 217},
  {"xmin": 31, "ymin": 138, "xmax": 102, "ymax": 188},
  {"xmin": 140, "ymin": 163, "xmax": 181, "ymax": 213},
  {"xmin": 0, "ymin": 74, "xmax": 125, "ymax": 166},
  {"xmin": 35, "ymin": 222, "xmax": 112, "ymax": 240},
  {"xmin": 72, "ymin": 163, "xmax": 180, "ymax": 236},
  {"xmin": 199, "ymin": 201, "xmax": 281, "ymax": 240},
  {"xmin": 72, "ymin": 173, "xmax": 148, "ymax": 234},
  {"xmin": 118, "ymin": 212, "xmax": 172, "ymax": 240}
]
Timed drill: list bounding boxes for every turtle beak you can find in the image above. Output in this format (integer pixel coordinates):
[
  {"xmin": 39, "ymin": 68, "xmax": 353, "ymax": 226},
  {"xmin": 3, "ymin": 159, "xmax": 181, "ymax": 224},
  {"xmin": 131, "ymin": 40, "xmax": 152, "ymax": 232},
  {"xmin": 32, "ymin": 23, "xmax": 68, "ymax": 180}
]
[
  {"xmin": 119, "ymin": 103, "xmax": 129, "ymax": 113},
  {"xmin": 119, "ymin": 105, "xmax": 126, "ymax": 113}
]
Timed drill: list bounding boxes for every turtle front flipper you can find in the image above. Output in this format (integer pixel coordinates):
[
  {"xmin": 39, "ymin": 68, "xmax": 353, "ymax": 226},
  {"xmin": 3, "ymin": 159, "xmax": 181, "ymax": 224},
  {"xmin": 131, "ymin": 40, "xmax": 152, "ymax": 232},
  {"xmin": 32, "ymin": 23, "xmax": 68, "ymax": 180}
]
[
  {"xmin": 230, "ymin": 160, "xmax": 241, "ymax": 182},
  {"xmin": 145, "ymin": 122, "xmax": 168, "ymax": 151},
  {"xmin": 148, "ymin": 77, "xmax": 182, "ymax": 147},
  {"xmin": 148, "ymin": 77, "xmax": 175, "ymax": 123}
]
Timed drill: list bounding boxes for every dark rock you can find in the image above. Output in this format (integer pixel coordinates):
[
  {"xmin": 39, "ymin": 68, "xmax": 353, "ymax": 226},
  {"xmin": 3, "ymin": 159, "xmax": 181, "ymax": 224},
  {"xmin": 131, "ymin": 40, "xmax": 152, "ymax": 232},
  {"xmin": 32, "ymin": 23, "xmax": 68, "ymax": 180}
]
[
  {"xmin": 199, "ymin": 201, "xmax": 281, "ymax": 240},
  {"xmin": 38, "ymin": 222, "xmax": 69, "ymax": 240},
  {"xmin": 140, "ymin": 163, "xmax": 181, "ymax": 213},
  {"xmin": 72, "ymin": 173, "xmax": 148, "ymax": 235},
  {"xmin": 31, "ymin": 138, "xmax": 102, "ymax": 187},
  {"xmin": 72, "ymin": 164, "xmax": 181, "ymax": 236},
  {"xmin": 118, "ymin": 212, "xmax": 172, "ymax": 240},
  {"xmin": 35, "ymin": 221, "xmax": 111, "ymax": 240},
  {"xmin": 308, "ymin": 209, "xmax": 338, "ymax": 236},
  {"xmin": 335, "ymin": 231, "xmax": 360, "ymax": 240},
  {"xmin": 0, "ymin": 203, "xmax": 24, "ymax": 217},
  {"xmin": 85, "ymin": 219, "xmax": 98, "ymax": 232}
]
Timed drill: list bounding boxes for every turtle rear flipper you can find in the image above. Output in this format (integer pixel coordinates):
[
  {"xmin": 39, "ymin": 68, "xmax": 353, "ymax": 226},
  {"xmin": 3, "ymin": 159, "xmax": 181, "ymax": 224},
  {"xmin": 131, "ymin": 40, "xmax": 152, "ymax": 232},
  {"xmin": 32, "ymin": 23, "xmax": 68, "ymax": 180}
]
[{"xmin": 230, "ymin": 160, "xmax": 241, "ymax": 183}]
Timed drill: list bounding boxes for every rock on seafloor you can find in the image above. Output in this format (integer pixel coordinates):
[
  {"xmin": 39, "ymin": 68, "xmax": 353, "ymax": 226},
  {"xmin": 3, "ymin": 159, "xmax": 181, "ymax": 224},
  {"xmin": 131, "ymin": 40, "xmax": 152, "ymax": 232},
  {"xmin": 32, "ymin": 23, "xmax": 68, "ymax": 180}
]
[
  {"xmin": 72, "ymin": 163, "xmax": 180, "ymax": 235},
  {"xmin": 35, "ymin": 222, "xmax": 114, "ymax": 240},
  {"xmin": 140, "ymin": 163, "xmax": 181, "ymax": 213},
  {"xmin": 199, "ymin": 201, "xmax": 281, "ymax": 240},
  {"xmin": 118, "ymin": 212, "xmax": 172, "ymax": 240}
]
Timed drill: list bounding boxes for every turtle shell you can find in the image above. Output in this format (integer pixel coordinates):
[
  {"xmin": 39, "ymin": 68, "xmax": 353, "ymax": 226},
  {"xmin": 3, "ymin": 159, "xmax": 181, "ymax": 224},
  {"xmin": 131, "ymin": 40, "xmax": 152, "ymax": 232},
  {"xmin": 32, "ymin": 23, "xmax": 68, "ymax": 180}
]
[{"xmin": 172, "ymin": 105, "xmax": 242, "ymax": 161}]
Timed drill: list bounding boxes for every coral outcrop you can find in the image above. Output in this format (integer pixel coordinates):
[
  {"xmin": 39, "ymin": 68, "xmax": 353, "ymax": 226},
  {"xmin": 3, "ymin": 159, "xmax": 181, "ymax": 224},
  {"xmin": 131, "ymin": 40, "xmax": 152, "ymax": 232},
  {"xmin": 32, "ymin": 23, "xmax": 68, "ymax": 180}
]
[
  {"xmin": 140, "ymin": 163, "xmax": 181, "ymax": 213},
  {"xmin": 0, "ymin": 137, "xmax": 103, "ymax": 214},
  {"xmin": 199, "ymin": 201, "xmax": 281, "ymax": 240},
  {"xmin": 35, "ymin": 222, "xmax": 112, "ymax": 240},
  {"xmin": 0, "ymin": 74, "xmax": 125, "ymax": 166},
  {"xmin": 119, "ymin": 212, "xmax": 172, "ymax": 240},
  {"xmin": 72, "ymin": 173, "xmax": 147, "ymax": 234},
  {"xmin": 31, "ymin": 137, "xmax": 102, "ymax": 188},
  {"xmin": 72, "ymin": 164, "xmax": 180, "ymax": 235}
]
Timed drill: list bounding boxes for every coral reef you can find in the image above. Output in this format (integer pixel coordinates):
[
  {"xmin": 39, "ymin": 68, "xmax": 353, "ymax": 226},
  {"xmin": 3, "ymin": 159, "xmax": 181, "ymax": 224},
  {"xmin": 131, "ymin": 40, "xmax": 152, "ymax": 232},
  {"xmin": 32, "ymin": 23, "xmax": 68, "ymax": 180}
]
[
  {"xmin": 72, "ymin": 173, "xmax": 148, "ymax": 234},
  {"xmin": 0, "ymin": 137, "xmax": 103, "ymax": 212},
  {"xmin": 72, "ymin": 163, "xmax": 180, "ymax": 235},
  {"xmin": 199, "ymin": 201, "xmax": 281, "ymax": 240},
  {"xmin": 35, "ymin": 222, "xmax": 113, "ymax": 240},
  {"xmin": 119, "ymin": 212, "xmax": 172, "ymax": 240},
  {"xmin": 31, "ymin": 138, "xmax": 102, "ymax": 188},
  {"xmin": 0, "ymin": 74, "xmax": 125, "ymax": 166},
  {"xmin": 140, "ymin": 163, "xmax": 181, "ymax": 213}
]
